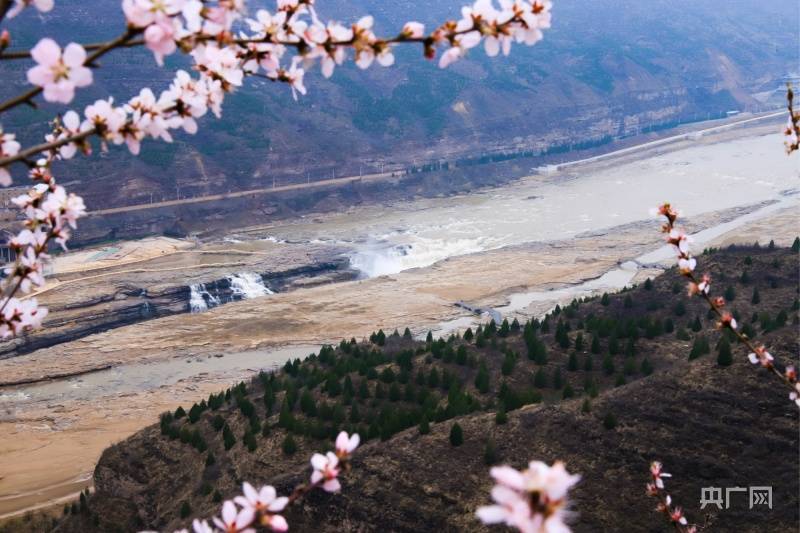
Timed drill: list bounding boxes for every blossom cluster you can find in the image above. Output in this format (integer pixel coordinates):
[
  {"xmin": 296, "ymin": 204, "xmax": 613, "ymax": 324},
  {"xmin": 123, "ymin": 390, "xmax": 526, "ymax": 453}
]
[
  {"xmin": 652, "ymin": 202, "xmax": 800, "ymax": 409},
  {"xmin": 5, "ymin": 0, "xmax": 54, "ymax": 19},
  {"xmin": 11, "ymin": 0, "xmax": 554, "ymax": 110},
  {"xmin": 0, "ymin": 159, "xmax": 85, "ymax": 338},
  {"xmin": 0, "ymin": 0, "xmax": 554, "ymax": 341},
  {"xmin": 645, "ymin": 462, "xmax": 696, "ymax": 533},
  {"xmin": 476, "ymin": 460, "xmax": 580, "ymax": 533},
  {"xmin": 166, "ymin": 431, "xmax": 360, "ymax": 533}
]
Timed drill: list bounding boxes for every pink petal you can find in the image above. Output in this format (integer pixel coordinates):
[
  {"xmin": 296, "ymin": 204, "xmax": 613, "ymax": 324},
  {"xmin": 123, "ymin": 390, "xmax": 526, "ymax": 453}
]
[
  {"xmin": 235, "ymin": 507, "xmax": 255, "ymax": 529},
  {"xmin": 347, "ymin": 434, "xmax": 360, "ymax": 452},
  {"xmin": 268, "ymin": 496, "xmax": 288, "ymax": 512},
  {"xmin": 63, "ymin": 110, "xmax": 80, "ymax": 130},
  {"xmin": 69, "ymin": 66, "xmax": 93, "ymax": 88},
  {"xmin": 31, "ymin": 38, "xmax": 60, "ymax": 66},
  {"xmin": 62, "ymin": 43, "xmax": 87, "ymax": 67},
  {"xmin": 258, "ymin": 485, "xmax": 276, "ymax": 504},
  {"xmin": 490, "ymin": 466, "xmax": 526, "ymax": 491},
  {"xmin": 476, "ymin": 505, "xmax": 508, "ymax": 524},
  {"xmin": 126, "ymin": 138, "xmax": 141, "ymax": 156},
  {"xmin": 268, "ymin": 515, "xmax": 288, "ymax": 532},
  {"xmin": 221, "ymin": 501, "xmax": 237, "ymax": 524},
  {"xmin": 242, "ymin": 482, "xmax": 258, "ymax": 502},
  {"xmin": 322, "ymin": 478, "xmax": 341, "ymax": 493},
  {"xmin": 335, "ymin": 431, "xmax": 348, "ymax": 451},
  {"xmin": 182, "ymin": 117, "xmax": 198, "ymax": 134},
  {"xmin": 26, "ymin": 65, "xmax": 53, "ymax": 87},
  {"xmin": 0, "ymin": 168, "xmax": 12, "ymax": 187},
  {"xmin": 310, "ymin": 453, "xmax": 326, "ymax": 470},
  {"xmin": 43, "ymin": 81, "xmax": 75, "ymax": 104}
]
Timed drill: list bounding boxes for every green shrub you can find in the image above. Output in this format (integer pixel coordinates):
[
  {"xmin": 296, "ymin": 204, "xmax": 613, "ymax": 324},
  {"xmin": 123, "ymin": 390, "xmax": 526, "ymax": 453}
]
[
  {"xmin": 418, "ymin": 415, "xmax": 430, "ymax": 435},
  {"xmin": 717, "ymin": 337, "xmax": 733, "ymax": 366},
  {"xmin": 222, "ymin": 424, "xmax": 236, "ymax": 450},
  {"xmin": 602, "ymin": 354, "xmax": 615, "ymax": 375},
  {"xmin": 603, "ymin": 413, "xmax": 617, "ymax": 430},
  {"xmin": 689, "ymin": 336, "xmax": 710, "ymax": 360},
  {"xmin": 282, "ymin": 434, "xmax": 298, "ymax": 455},
  {"xmin": 495, "ymin": 405, "xmax": 508, "ymax": 425},
  {"xmin": 449, "ymin": 423, "xmax": 464, "ymax": 446},
  {"xmin": 483, "ymin": 439, "xmax": 498, "ymax": 465},
  {"xmin": 567, "ymin": 352, "xmax": 578, "ymax": 371}
]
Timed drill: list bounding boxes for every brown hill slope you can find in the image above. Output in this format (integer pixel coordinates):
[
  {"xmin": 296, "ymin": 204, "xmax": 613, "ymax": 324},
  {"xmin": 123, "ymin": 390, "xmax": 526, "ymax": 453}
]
[{"xmin": 53, "ymin": 244, "xmax": 799, "ymax": 532}]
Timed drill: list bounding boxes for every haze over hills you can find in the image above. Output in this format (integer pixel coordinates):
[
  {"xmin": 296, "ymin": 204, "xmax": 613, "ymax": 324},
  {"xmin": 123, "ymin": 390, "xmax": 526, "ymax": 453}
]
[{"xmin": 0, "ymin": 0, "xmax": 795, "ymax": 217}]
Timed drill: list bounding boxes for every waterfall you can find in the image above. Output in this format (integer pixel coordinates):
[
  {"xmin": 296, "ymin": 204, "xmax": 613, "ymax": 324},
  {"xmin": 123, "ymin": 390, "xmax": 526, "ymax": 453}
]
[
  {"xmin": 228, "ymin": 272, "xmax": 273, "ymax": 299},
  {"xmin": 190, "ymin": 273, "xmax": 272, "ymax": 313},
  {"xmin": 189, "ymin": 283, "xmax": 221, "ymax": 313}
]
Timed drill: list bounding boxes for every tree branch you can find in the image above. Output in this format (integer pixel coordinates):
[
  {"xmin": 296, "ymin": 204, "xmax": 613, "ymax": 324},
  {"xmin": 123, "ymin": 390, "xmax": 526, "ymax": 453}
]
[
  {"xmin": 0, "ymin": 0, "xmax": 13, "ymax": 25},
  {"xmin": 0, "ymin": 28, "xmax": 139, "ymax": 114}
]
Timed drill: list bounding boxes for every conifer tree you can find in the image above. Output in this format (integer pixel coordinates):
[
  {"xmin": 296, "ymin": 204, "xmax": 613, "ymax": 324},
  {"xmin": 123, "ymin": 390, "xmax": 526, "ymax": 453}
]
[
  {"xmin": 567, "ymin": 352, "xmax": 578, "ymax": 371},
  {"xmin": 501, "ymin": 352, "xmax": 516, "ymax": 376},
  {"xmin": 474, "ymin": 362, "xmax": 490, "ymax": 394},
  {"xmin": 495, "ymin": 404, "xmax": 508, "ymax": 425},
  {"xmin": 449, "ymin": 423, "xmax": 464, "ymax": 446},
  {"xmin": 581, "ymin": 398, "xmax": 591, "ymax": 413},
  {"xmin": 602, "ymin": 354, "xmax": 615, "ymax": 375},
  {"xmin": 281, "ymin": 434, "xmax": 297, "ymax": 455},
  {"xmin": 418, "ymin": 415, "xmax": 430, "ymax": 435},
  {"xmin": 483, "ymin": 438, "xmax": 499, "ymax": 465},
  {"xmin": 574, "ymin": 332, "xmax": 584, "ymax": 351},
  {"xmin": 562, "ymin": 383, "xmax": 574, "ymax": 399},
  {"xmin": 717, "ymin": 337, "xmax": 733, "ymax": 366},
  {"xmin": 591, "ymin": 335, "xmax": 601, "ymax": 354},
  {"xmin": 534, "ymin": 368, "xmax": 547, "ymax": 388},
  {"xmin": 724, "ymin": 286, "xmax": 736, "ymax": 301},
  {"xmin": 751, "ymin": 287, "xmax": 761, "ymax": 305},
  {"xmin": 463, "ymin": 328, "xmax": 474, "ymax": 341},
  {"xmin": 553, "ymin": 367, "xmax": 563, "ymax": 389}
]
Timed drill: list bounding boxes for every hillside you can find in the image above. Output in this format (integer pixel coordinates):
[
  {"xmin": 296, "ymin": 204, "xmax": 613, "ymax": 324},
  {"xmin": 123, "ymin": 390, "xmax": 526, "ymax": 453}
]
[
  {"xmin": 0, "ymin": 0, "xmax": 795, "ymax": 231},
  {"xmin": 34, "ymin": 243, "xmax": 800, "ymax": 532}
]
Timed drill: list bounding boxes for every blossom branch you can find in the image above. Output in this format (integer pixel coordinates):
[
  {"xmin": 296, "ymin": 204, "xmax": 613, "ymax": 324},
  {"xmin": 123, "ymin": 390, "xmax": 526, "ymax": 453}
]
[
  {"xmin": 0, "ymin": 0, "xmax": 13, "ymax": 23},
  {"xmin": 646, "ymin": 462, "xmax": 696, "ymax": 533},
  {"xmin": 784, "ymin": 84, "xmax": 799, "ymax": 154},
  {"xmin": 0, "ymin": 0, "xmax": 553, "ymax": 343},
  {"xmin": 0, "ymin": 37, "xmax": 146, "ymax": 60},
  {"xmin": 171, "ymin": 431, "xmax": 360, "ymax": 533},
  {"xmin": 653, "ymin": 203, "xmax": 800, "ymax": 408},
  {"xmin": 0, "ymin": 27, "xmax": 139, "ymax": 114},
  {"xmin": 476, "ymin": 460, "xmax": 580, "ymax": 532}
]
